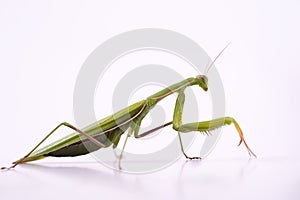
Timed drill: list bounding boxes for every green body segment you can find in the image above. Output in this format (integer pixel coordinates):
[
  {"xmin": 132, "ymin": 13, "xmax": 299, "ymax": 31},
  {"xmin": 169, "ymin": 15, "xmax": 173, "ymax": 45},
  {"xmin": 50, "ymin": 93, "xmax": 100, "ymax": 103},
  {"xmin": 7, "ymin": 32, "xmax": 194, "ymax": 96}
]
[
  {"xmin": 46, "ymin": 124, "xmax": 131, "ymax": 157},
  {"xmin": 147, "ymin": 77, "xmax": 195, "ymax": 101},
  {"xmin": 178, "ymin": 117, "xmax": 231, "ymax": 133},
  {"xmin": 172, "ymin": 90, "xmax": 185, "ymax": 130}
]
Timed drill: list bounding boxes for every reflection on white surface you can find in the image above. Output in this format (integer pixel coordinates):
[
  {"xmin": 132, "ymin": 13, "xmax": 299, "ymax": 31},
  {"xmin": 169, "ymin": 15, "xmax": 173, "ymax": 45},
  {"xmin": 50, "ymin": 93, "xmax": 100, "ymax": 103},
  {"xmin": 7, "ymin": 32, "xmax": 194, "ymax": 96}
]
[{"xmin": 1, "ymin": 157, "xmax": 299, "ymax": 200}]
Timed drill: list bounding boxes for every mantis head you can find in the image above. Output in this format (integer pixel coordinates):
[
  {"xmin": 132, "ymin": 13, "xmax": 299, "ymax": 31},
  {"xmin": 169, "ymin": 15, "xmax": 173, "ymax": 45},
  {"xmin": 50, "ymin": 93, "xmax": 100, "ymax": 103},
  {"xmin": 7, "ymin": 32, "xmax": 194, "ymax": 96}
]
[{"xmin": 196, "ymin": 75, "xmax": 208, "ymax": 91}]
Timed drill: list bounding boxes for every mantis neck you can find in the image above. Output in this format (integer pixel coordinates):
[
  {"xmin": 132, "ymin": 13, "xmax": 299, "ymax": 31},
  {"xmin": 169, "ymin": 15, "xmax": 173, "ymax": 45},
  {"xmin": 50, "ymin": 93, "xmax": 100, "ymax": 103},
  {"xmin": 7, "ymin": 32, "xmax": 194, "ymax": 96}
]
[{"xmin": 146, "ymin": 77, "xmax": 198, "ymax": 102}]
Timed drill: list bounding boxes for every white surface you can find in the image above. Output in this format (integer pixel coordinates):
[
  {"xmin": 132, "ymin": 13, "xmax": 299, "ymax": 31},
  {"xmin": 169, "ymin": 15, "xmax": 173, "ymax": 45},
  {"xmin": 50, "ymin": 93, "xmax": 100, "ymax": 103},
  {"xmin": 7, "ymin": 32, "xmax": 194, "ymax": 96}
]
[
  {"xmin": 1, "ymin": 1, "xmax": 300, "ymax": 200},
  {"xmin": 1, "ymin": 157, "xmax": 300, "ymax": 200}
]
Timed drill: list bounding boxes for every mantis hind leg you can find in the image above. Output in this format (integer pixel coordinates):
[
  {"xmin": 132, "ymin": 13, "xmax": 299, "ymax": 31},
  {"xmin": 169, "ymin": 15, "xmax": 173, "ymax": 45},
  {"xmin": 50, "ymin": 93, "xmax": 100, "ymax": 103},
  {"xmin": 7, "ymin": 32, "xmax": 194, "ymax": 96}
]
[{"xmin": 1, "ymin": 122, "xmax": 106, "ymax": 170}]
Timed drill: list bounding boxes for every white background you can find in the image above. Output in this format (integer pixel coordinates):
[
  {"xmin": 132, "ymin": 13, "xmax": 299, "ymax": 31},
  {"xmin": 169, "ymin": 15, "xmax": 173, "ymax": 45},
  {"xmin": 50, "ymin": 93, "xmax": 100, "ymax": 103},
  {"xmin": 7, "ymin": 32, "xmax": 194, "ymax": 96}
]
[{"xmin": 1, "ymin": 0, "xmax": 300, "ymax": 200}]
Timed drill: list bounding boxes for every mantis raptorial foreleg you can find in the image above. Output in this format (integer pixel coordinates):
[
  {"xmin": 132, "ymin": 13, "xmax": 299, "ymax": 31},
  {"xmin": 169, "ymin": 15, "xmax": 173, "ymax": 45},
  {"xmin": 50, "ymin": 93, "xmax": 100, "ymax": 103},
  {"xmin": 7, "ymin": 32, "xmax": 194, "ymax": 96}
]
[
  {"xmin": 172, "ymin": 89, "xmax": 257, "ymax": 159},
  {"xmin": 172, "ymin": 89, "xmax": 201, "ymax": 159},
  {"xmin": 1, "ymin": 122, "xmax": 106, "ymax": 170},
  {"xmin": 174, "ymin": 118, "xmax": 256, "ymax": 157}
]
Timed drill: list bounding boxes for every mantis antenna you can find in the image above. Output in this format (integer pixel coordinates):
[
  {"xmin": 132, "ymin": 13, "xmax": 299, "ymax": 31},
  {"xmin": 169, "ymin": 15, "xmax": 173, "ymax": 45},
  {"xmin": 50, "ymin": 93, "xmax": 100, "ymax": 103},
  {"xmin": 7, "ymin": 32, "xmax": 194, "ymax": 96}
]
[{"xmin": 205, "ymin": 42, "xmax": 231, "ymax": 74}]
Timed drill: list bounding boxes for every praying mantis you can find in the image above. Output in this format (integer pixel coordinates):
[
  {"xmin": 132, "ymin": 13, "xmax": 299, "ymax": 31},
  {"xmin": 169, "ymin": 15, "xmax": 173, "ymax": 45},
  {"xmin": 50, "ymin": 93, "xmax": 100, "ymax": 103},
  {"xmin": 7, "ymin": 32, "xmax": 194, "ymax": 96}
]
[{"xmin": 1, "ymin": 45, "xmax": 256, "ymax": 171}]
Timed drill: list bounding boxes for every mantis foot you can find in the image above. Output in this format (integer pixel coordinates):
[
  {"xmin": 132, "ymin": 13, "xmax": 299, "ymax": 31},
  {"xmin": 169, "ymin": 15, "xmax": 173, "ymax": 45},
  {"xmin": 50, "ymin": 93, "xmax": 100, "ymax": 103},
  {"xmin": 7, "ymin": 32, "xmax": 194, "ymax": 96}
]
[{"xmin": 183, "ymin": 152, "xmax": 202, "ymax": 160}]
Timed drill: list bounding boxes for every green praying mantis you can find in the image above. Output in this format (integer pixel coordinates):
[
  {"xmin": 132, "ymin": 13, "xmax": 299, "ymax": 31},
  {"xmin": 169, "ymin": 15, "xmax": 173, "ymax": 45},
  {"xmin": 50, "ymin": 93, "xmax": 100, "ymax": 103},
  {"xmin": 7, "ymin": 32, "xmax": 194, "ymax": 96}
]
[{"xmin": 1, "ymin": 45, "xmax": 256, "ymax": 171}]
